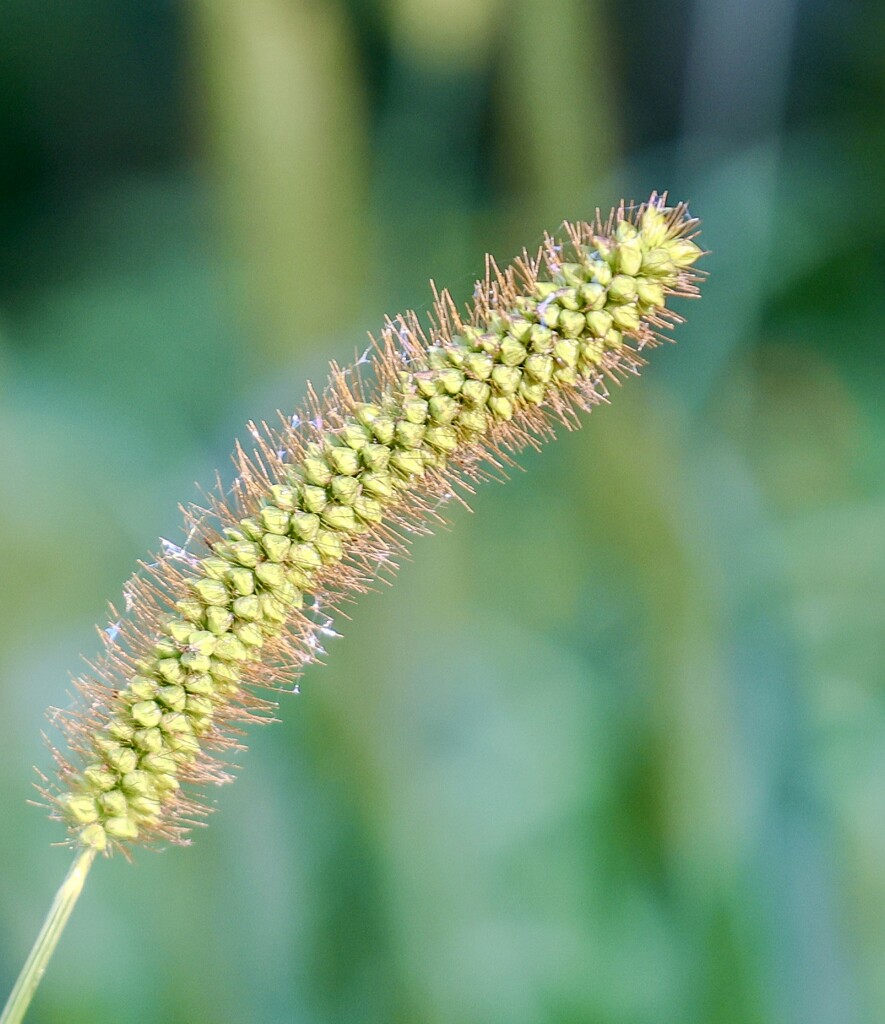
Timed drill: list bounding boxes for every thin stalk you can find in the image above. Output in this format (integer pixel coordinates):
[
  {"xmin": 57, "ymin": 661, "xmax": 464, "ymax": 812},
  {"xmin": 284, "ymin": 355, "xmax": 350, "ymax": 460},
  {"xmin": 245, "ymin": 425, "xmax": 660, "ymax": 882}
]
[{"xmin": 1, "ymin": 849, "xmax": 96, "ymax": 1024}]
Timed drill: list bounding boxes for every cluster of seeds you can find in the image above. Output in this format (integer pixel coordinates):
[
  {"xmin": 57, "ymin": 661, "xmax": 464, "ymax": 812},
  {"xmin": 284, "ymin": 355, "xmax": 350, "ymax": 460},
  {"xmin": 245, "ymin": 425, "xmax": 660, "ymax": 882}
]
[{"xmin": 52, "ymin": 197, "xmax": 702, "ymax": 851}]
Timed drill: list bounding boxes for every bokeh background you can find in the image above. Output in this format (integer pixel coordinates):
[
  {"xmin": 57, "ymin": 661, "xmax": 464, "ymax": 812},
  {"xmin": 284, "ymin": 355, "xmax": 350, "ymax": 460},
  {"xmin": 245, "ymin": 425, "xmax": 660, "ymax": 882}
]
[{"xmin": 1, "ymin": 1, "xmax": 883, "ymax": 1022}]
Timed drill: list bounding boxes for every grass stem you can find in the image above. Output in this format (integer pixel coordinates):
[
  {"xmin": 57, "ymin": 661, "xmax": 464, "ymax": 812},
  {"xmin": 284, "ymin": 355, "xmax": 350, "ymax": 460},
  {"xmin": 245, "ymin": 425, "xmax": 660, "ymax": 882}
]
[{"xmin": 1, "ymin": 848, "xmax": 96, "ymax": 1024}]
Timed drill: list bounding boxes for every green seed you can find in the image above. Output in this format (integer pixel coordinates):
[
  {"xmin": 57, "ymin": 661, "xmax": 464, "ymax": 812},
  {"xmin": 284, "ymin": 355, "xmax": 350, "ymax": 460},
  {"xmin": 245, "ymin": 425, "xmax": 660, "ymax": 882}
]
[
  {"xmin": 529, "ymin": 325, "xmax": 553, "ymax": 351},
  {"xmin": 314, "ymin": 530, "xmax": 344, "ymax": 563},
  {"xmin": 255, "ymin": 562, "xmax": 286, "ymax": 590},
  {"xmin": 425, "ymin": 426, "xmax": 458, "ymax": 454},
  {"xmin": 340, "ymin": 423, "xmax": 371, "ymax": 449},
  {"xmin": 192, "ymin": 579, "xmax": 229, "ymax": 606},
  {"xmin": 230, "ymin": 541, "xmax": 260, "ymax": 568},
  {"xmin": 65, "ymin": 794, "xmax": 100, "ymax": 824},
  {"xmin": 158, "ymin": 686, "xmax": 187, "ymax": 712},
  {"xmin": 370, "ymin": 416, "xmax": 395, "ymax": 445},
  {"xmin": 226, "ymin": 567, "xmax": 255, "ymax": 596},
  {"xmin": 524, "ymin": 353, "xmax": 553, "ymax": 383},
  {"xmin": 269, "ymin": 484, "xmax": 297, "ymax": 510},
  {"xmin": 213, "ymin": 636, "xmax": 248, "ymax": 663},
  {"xmin": 233, "ymin": 595, "xmax": 261, "ymax": 620},
  {"xmin": 186, "ymin": 694, "xmax": 214, "ymax": 718},
  {"xmin": 330, "ymin": 475, "xmax": 360, "ymax": 504},
  {"xmin": 99, "ymin": 791, "xmax": 129, "ymax": 818},
  {"xmin": 327, "ymin": 446, "xmax": 361, "ymax": 475},
  {"xmin": 184, "ymin": 673, "xmax": 214, "ymax": 695},
  {"xmin": 553, "ymin": 339, "xmax": 578, "ymax": 368},
  {"xmin": 462, "ymin": 380, "xmax": 491, "ymax": 406},
  {"xmin": 163, "ymin": 619, "xmax": 193, "ymax": 644},
  {"xmin": 235, "ymin": 623, "xmax": 264, "ymax": 648},
  {"xmin": 464, "ymin": 352, "xmax": 493, "ymax": 380},
  {"xmin": 262, "ymin": 533, "xmax": 291, "ymax": 562},
  {"xmin": 201, "ymin": 557, "xmax": 230, "ymax": 581},
  {"xmin": 499, "ymin": 336, "xmax": 528, "ymax": 366},
  {"xmin": 84, "ymin": 764, "xmax": 117, "ymax": 792},
  {"xmin": 105, "ymin": 816, "xmax": 139, "ymax": 841},
  {"xmin": 488, "ymin": 396, "xmax": 514, "ymax": 420},
  {"xmin": 390, "ymin": 450, "xmax": 425, "ymax": 477},
  {"xmin": 133, "ymin": 728, "xmax": 163, "ymax": 753},
  {"xmin": 301, "ymin": 485, "xmax": 328, "ymax": 514},
  {"xmin": 303, "ymin": 457, "xmax": 332, "ymax": 487},
  {"xmin": 519, "ymin": 381, "xmax": 546, "ymax": 405},
  {"xmin": 354, "ymin": 495, "xmax": 384, "ymax": 523},
  {"xmin": 585, "ymin": 310, "xmax": 613, "ymax": 338},
  {"xmin": 667, "ymin": 238, "xmax": 703, "ymax": 267},
  {"xmin": 608, "ymin": 274, "xmax": 637, "ymax": 304},
  {"xmin": 458, "ymin": 408, "xmax": 488, "ymax": 434},
  {"xmin": 290, "ymin": 511, "xmax": 320, "ymax": 541},
  {"xmin": 205, "ymin": 606, "xmax": 234, "ymax": 635},
  {"xmin": 260, "ymin": 506, "xmax": 290, "ymax": 535},
  {"xmin": 610, "ymin": 305, "xmax": 640, "ymax": 332},
  {"xmin": 289, "ymin": 543, "xmax": 322, "ymax": 572},
  {"xmin": 360, "ymin": 472, "xmax": 394, "ymax": 499},
  {"xmin": 131, "ymin": 701, "xmax": 163, "ymax": 728},
  {"xmin": 362, "ymin": 444, "xmax": 391, "ymax": 472},
  {"xmin": 176, "ymin": 598, "xmax": 205, "ymax": 623},
  {"xmin": 402, "ymin": 398, "xmax": 428, "ymax": 424},
  {"xmin": 187, "ymin": 631, "xmax": 218, "ymax": 656},
  {"xmin": 322, "ymin": 504, "xmax": 361, "ymax": 532},
  {"xmin": 157, "ymin": 659, "xmax": 185, "ymax": 685},
  {"xmin": 636, "ymin": 278, "xmax": 665, "ymax": 309},
  {"xmin": 153, "ymin": 639, "xmax": 178, "ymax": 659},
  {"xmin": 438, "ymin": 368, "xmax": 466, "ymax": 394}
]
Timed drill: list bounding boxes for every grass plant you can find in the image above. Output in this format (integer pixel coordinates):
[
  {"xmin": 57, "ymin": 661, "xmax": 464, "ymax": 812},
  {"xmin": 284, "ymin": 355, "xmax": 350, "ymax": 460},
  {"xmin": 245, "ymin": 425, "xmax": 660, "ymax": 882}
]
[{"xmin": 1, "ymin": 194, "xmax": 702, "ymax": 1024}]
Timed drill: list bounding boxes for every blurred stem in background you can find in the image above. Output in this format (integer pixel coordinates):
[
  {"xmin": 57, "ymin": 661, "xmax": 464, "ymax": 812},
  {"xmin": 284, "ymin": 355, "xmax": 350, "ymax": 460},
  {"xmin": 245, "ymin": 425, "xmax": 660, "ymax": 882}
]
[
  {"xmin": 495, "ymin": 0, "xmax": 619, "ymax": 231},
  {"xmin": 371, "ymin": 0, "xmax": 506, "ymax": 304},
  {"xmin": 188, "ymin": 0, "xmax": 368, "ymax": 357},
  {"xmin": 678, "ymin": 0, "xmax": 798, "ymax": 409}
]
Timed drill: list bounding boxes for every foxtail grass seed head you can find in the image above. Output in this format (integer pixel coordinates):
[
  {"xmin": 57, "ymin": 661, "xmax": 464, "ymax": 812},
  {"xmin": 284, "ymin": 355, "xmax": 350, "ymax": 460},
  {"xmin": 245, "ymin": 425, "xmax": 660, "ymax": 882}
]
[{"xmin": 44, "ymin": 194, "xmax": 703, "ymax": 853}]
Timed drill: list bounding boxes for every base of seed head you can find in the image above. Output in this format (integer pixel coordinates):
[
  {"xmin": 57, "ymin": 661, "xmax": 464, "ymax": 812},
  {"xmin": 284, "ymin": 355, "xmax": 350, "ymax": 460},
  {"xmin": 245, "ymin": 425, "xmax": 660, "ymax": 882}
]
[{"xmin": 44, "ymin": 194, "xmax": 703, "ymax": 853}]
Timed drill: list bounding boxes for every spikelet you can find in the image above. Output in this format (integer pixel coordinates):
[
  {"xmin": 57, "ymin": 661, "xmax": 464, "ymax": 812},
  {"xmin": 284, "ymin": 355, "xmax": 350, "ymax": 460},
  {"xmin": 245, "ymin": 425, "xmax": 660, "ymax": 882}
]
[{"xmin": 43, "ymin": 194, "xmax": 704, "ymax": 853}]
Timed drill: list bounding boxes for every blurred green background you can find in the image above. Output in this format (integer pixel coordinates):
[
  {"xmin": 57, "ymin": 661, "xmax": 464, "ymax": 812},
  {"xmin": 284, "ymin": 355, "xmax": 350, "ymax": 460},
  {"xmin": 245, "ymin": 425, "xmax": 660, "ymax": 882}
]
[{"xmin": 1, "ymin": 1, "xmax": 882, "ymax": 1022}]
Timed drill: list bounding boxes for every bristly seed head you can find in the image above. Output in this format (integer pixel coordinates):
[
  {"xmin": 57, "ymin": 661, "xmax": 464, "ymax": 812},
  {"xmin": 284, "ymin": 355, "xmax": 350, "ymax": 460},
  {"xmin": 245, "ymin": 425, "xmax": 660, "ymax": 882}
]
[{"xmin": 44, "ymin": 195, "xmax": 704, "ymax": 853}]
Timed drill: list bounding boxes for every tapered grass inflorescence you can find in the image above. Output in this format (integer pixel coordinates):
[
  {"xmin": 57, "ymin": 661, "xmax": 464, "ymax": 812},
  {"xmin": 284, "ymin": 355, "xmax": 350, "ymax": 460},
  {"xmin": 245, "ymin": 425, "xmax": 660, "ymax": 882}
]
[
  {"xmin": 3, "ymin": 193, "xmax": 703, "ymax": 1024},
  {"xmin": 44, "ymin": 194, "xmax": 703, "ymax": 854}
]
